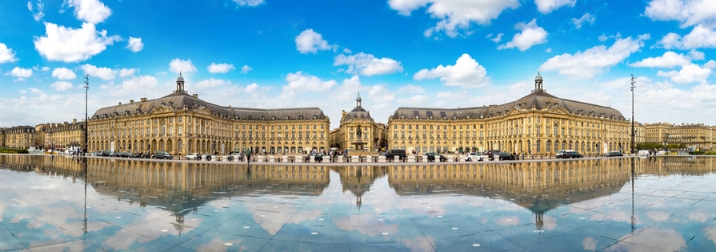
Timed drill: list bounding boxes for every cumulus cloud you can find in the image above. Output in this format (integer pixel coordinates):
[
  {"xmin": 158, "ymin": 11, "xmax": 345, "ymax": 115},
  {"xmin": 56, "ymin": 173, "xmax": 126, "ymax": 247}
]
[
  {"xmin": 81, "ymin": 64, "xmax": 116, "ymax": 80},
  {"xmin": 64, "ymin": 0, "xmax": 112, "ymax": 24},
  {"xmin": 232, "ymin": 0, "xmax": 265, "ymax": 7},
  {"xmin": 169, "ymin": 58, "xmax": 197, "ymax": 74},
  {"xmin": 126, "ymin": 37, "xmax": 143, "ymax": 52},
  {"xmin": 241, "ymin": 65, "xmax": 252, "ymax": 74},
  {"xmin": 645, "ymin": 0, "xmax": 716, "ymax": 28},
  {"xmin": 280, "ymin": 71, "xmax": 337, "ymax": 98},
  {"xmin": 413, "ymin": 53, "xmax": 490, "ymax": 88},
  {"xmin": 245, "ymin": 83, "xmax": 259, "ymax": 92},
  {"xmin": 397, "ymin": 84, "xmax": 425, "ymax": 94},
  {"xmin": 629, "ymin": 51, "xmax": 691, "ymax": 68},
  {"xmin": 295, "ymin": 29, "xmax": 334, "ymax": 54},
  {"xmin": 195, "ymin": 78, "xmax": 230, "ymax": 89},
  {"xmin": 33, "ymin": 22, "xmax": 120, "ymax": 62},
  {"xmin": 498, "ymin": 19, "xmax": 548, "ymax": 51},
  {"xmin": 535, "ymin": 0, "xmax": 576, "ymax": 14},
  {"xmin": 8, "ymin": 67, "xmax": 33, "ymax": 80},
  {"xmin": 207, "ymin": 63, "xmax": 235, "ymax": 74},
  {"xmin": 657, "ymin": 63, "xmax": 712, "ymax": 84},
  {"xmin": 540, "ymin": 35, "xmax": 647, "ymax": 78},
  {"xmin": 99, "ymin": 75, "xmax": 158, "ymax": 97},
  {"xmin": 51, "ymin": 81, "xmax": 73, "ymax": 91},
  {"xmin": 334, "ymin": 53, "xmax": 403, "ymax": 76},
  {"xmin": 388, "ymin": 0, "xmax": 520, "ymax": 37},
  {"xmin": 27, "ymin": 0, "xmax": 44, "ymax": 21},
  {"xmin": 487, "ymin": 33, "xmax": 503, "ymax": 43},
  {"xmin": 658, "ymin": 25, "xmax": 716, "ymax": 49},
  {"xmin": 118, "ymin": 68, "xmax": 136, "ymax": 77},
  {"xmin": 572, "ymin": 13, "xmax": 595, "ymax": 29},
  {"xmin": 52, "ymin": 67, "xmax": 77, "ymax": 80},
  {"xmin": 0, "ymin": 43, "xmax": 18, "ymax": 63}
]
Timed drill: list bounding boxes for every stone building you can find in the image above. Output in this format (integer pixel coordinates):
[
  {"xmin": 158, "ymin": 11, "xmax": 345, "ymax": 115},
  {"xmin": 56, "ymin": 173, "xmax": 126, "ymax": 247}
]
[
  {"xmin": 0, "ymin": 128, "xmax": 5, "ymax": 148},
  {"xmin": 37, "ymin": 119, "xmax": 86, "ymax": 152},
  {"xmin": 387, "ymin": 73, "xmax": 632, "ymax": 156},
  {"xmin": 3, "ymin": 126, "xmax": 36, "ymax": 149},
  {"xmin": 642, "ymin": 122, "xmax": 716, "ymax": 150},
  {"xmin": 87, "ymin": 74, "xmax": 330, "ymax": 155},
  {"xmin": 329, "ymin": 94, "xmax": 387, "ymax": 152}
]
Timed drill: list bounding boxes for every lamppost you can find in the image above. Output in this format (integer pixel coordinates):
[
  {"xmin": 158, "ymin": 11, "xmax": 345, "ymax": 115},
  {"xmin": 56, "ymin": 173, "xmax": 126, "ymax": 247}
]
[
  {"xmin": 630, "ymin": 74, "xmax": 636, "ymax": 155},
  {"xmin": 84, "ymin": 75, "xmax": 89, "ymax": 155}
]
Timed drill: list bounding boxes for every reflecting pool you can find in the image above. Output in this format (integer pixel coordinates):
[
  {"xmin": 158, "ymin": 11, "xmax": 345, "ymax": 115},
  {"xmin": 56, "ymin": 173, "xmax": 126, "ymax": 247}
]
[{"xmin": 1, "ymin": 155, "xmax": 716, "ymax": 251}]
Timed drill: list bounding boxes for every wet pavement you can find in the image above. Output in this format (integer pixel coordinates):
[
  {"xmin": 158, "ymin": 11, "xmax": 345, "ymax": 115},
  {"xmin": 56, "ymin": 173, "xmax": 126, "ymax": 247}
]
[{"xmin": 1, "ymin": 154, "xmax": 715, "ymax": 251}]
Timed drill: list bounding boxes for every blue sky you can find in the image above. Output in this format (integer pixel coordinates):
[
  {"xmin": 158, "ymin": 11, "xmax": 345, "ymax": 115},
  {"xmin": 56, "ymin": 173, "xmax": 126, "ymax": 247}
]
[{"xmin": 1, "ymin": 0, "xmax": 715, "ymax": 129}]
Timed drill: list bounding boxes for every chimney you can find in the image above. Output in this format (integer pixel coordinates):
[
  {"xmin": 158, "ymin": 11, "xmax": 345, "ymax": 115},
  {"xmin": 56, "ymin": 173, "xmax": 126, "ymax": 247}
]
[
  {"xmin": 73, "ymin": 119, "xmax": 77, "ymax": 124},
  {"xmin": 118, "ymin": 102, "xmax": 122, "ymax": 105},
  {"xmin": 141, "ymin": 98, "xmax": 147, "ymax": 102},
  {"xmin": 130, "ymin": 100, "xmax": 134, "ymax": 103},
  {"xmin": 193, "ymin": 94, "xmax": 198, "ymax": 98}
]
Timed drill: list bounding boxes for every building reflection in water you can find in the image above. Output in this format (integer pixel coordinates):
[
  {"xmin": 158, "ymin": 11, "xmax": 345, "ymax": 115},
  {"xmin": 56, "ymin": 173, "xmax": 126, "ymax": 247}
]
[{"xmin": 0, "ymin": 155, "xmax": 714, "ymax": 234}]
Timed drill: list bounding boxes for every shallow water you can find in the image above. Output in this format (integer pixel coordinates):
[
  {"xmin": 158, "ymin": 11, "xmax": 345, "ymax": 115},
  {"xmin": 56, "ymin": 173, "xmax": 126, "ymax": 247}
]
[{"xmin": 1, "ymin": 155, "xmax": 715, "ymax": 251}]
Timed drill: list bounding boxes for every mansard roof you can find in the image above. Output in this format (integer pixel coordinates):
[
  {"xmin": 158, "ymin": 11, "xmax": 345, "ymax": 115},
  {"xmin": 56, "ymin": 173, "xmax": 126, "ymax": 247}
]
[{"xmin": 92, "ymin": 91, "xmax": 327, "ymax": 121}]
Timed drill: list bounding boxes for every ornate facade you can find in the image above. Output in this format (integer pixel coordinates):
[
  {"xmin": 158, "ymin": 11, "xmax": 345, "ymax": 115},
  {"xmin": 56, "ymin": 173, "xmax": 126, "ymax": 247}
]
[
  {"xmin": 642, "ymin": 122, "xmax": 716, "ymax": 150},
  {"xmin": 329, "ymin": 94, "xmax": 387, "ymax": 152},
  {"xmin": 87, "ymin": 74, "xmax": 331, "ymax": 155},
  {"xmin": 37, "ymin": 119, "xmax": 86, "ymax": 151},
  {"xmin": 387, "ymin": 73, "xmax": 632, "ymax": 156},
  {"xmin": 3, "ymin": 126, "xmax": 36, "ymax": 149}
]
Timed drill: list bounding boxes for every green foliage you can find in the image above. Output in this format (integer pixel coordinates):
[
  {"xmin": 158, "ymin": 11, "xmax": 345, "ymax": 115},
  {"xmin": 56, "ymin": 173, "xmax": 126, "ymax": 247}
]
[{"xmin": 0, "ymin": 148, "xmax": 29, "ymax": 154}]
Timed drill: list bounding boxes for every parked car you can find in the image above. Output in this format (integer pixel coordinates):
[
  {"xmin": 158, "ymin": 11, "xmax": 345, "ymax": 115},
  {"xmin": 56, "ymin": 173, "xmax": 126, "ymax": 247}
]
[
  {"xmin": 99, "ymin": 150, "xmax": 113, "ymax": 157},
  {"xmin": 556, "ymin": 149, "xmax": 573, "ymax": 158},
  {"xmin": 305, "ymin": 153, "xmax": 323, "ymax": 162},
  {"xmin": 200, "ymin": 153, "xmax": 212, "ymax": 161},
  {"xmin": 565, "ymin": 151, "xmax": 583, "ymax": 158},
  {"xmin": 151, "ymin": 151, "xmax": 173, "ymax": 160},
  {"xmin": 426, "ymin": 152, "xmax": 446, "ymax": 162},
  {"xmin": 185, "ymin": 153, "xmax": 199, "ymax": 160},
  {"xmin": 382, "ymin": 149, "xmax": 407, "ymax": 161},
  {"xmin": 497, "ymin": 152, "xmax": 517, "ymax": 160},
  {"xmin": 606, "ymin": 151, "xmax": 623, "ymax": 157},
  {"xmin": 115, "ymin": 152, "xmax": 134, "ymax": 158},
  {"xmin": 484, "ymin": 150, "xmax": 501, "ymax": 161},
  {"xmin": 464, "ymin": 152, "xmax": 484, "ymax": 162}
]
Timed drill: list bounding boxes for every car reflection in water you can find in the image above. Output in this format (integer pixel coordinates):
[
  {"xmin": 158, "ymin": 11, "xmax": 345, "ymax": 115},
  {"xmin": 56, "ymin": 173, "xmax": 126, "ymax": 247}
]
[{"xmin": 0, "ymin": 155, "xmax": 713, "ymax": 251}]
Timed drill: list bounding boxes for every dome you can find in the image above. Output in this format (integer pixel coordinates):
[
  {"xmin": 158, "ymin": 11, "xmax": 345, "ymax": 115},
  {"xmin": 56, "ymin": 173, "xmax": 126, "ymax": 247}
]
[
  {"xmin": 357, "ymin": 96, "xmax": 362, "ymax": 102},
  {"xmin": 535, "ymin": 72, "xmax": 543, "ymax": 81},
  {"xmin": 177, "ymin": 72, "xmax": 185, "ymax": 82}
]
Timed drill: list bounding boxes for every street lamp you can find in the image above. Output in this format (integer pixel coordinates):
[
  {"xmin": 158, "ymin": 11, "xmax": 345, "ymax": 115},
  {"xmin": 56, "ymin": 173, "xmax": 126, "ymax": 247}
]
[
  {"xmin": 84, "ymin": 75, "xmax": 89, "ymax": 155},
  {"xmin": 630, "ymin": 74, "xmax": 636, "ymax": 155}
]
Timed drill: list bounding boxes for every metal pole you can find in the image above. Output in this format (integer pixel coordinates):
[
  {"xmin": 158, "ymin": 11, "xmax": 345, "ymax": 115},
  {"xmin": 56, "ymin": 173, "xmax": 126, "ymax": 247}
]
[
  {"xmin": 630, "ymin": 74, "xmax": 635, "ymax": 154},
  {"xmin": 84, "ymin": 75, "xmax": 89, "ymax": 154}
]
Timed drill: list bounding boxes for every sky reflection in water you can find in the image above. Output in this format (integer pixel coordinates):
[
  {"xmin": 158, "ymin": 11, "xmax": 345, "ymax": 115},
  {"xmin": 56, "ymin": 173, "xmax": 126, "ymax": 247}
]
[{"xmin": 1, "ymin": 155, "xmax": 716, "ymax": 251}]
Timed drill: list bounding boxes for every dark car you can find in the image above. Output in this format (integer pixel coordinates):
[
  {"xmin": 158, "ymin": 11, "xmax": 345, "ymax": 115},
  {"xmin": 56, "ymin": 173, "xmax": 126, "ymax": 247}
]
[
  {"xmin": 382, "ymin": 149, "xmax": 407, "ymax": 161},
  {"xmin": 115, "ymin": 152, "xmax": 134, "ymax": 158},
  {"xmin": 606, "ymin": 151, "xmax": 623, "ymax": 157},
  {"xmin": 426, "ymin": 152, "xmax": 446, "ymax": 162},
  {"xmin": 485, "ymin": 150, "xmax": 501, "ymax": 160},
  {"xmin": 556, "ymin": 150, "xmax": 571, "ymax": 158},
  {"xmin": 99, "ymin": 150, "xmax": 113, "ymax": 157},
  {"xmin": 565, "ymin": 151, "xmax": 583, "ymax": 158},
  {"xmin": 151, "ymin": 151, "xmax": 173, "ymax": 160},
  {"xmin": 305, "ymin": 153, "xmax": 323, "ymax": 162},
  {"xmin": 497, "ymin": 152, "xmax": 516, "ymax": 160},
  {"xmin": 200, "ymin": 153, "xmax": 212, "ymax": 161}
]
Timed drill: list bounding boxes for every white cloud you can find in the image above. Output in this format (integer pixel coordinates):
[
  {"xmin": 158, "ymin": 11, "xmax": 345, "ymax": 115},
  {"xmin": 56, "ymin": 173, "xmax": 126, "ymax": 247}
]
[
  {"xmin": 207, "ymin": 63, "xmax": 235, "ymax": 74},
  {"xmin": 658, "ymin": 24, "xmax": 716, "ymax": 49},
  {"xmin": 169, "ymin": 58, "xmax": 197, "ymax": 74},
  {"xmin": 572, "ymin": 13, "xmax": 595, "ymax": 29},
  {"xmin": 705, "ymin": 60, "xmax": 716, "ymax": 69},
  {"xmin": 540, "ymin": 35, "xmax": 647, "ymax": 78},
  {"xmin": 126, "ymin": 37, "xmax": 143, "ymax": 52},
  {"xmin": 689, "ymin": 50, "xmax": 705, "ymax": 60},
  {"xmin": 280, "ymin": 72, "xmax": 337, "ymax": 98},
  {"xmin": 397, "ymin": 85, "xmax": 425, "ymax": 94},
  {"xmin": 99, "ymin": 75, "xmax": 158, "ymax": 97},
  {"xmin": 41, "ymin": 67, "xmax": 50, "ymax": 71},
  {"xmin": 487, "ymin": 33, "xmax": 503, "ymax": 43},
  {"xmin": 645, "ymin": 0, "xmax": 716, "ymax": 28},
  {"xmin": 334, "ymin": 52, "xmax": 403, "ymax": 76},
  {"xmin": 657, "ymin": 63, "xmax": 712, "ymax": 84},
  {"xmin": 64, "ymin": 0, "xmax": 112, "ymax": 24},
  {"xmin": 118, "ymin": 68, "xmax": 136, "ymax": 77},
  {"xmin": 232, "ymin": 0, "xmax": 265, "ymax": 7},
  {"xmin": 195, "ymin": 78, "xmax": 230, "ymax": 89},
  {"xmin": 81, "ymin": 64, "xmax": 116, "ymax": 80},
  {"xmin": 51, "ymin": 81, "xmax": 73, "ymax": 91},
  {"xmin": 413, "ymin": 53, "xmax": 490, "ymax": 88},
  {"xmin": 241, "ymin": 65, "xmax": 252, "ymax": 74},
  {"xmin": 598, "ymin": 34, "xmax": 609, "ymax": 42},
  {"xmin": 33, "ymin": 22, "xmax": 120, "ymax": 63},
  {"xmin": 51, "ymin": 67, "xmax": 77, "ymax": 80},
  {"xmin": 0, "ymin": 43, "xmax": 18, "ymax": 63},
  {"xmin": 8, "ymin": 67, "xmax": 33, "ymax": 80},
  {"xmin": 245, "ymin": 83, "xmax": 259, "ymax": 92},
  {"xmin": 535, "ymin": 0, "xmax": 576, "ymax": 14},
  {"xmin": 295, "ymin": 29, "xmax": 333, "ymax": 54},
  {"xmin": 388, "ymin": 0, "xmax": 521, "ymax": 37},
  {"xmin": 397, "ymin": 95, "xmax": 430, "ymax": 105},
  {"xmin": 629, "ymin": 51, "xmax": 691, "ymax": 68},
  {"xmin": 498, "ymin": 19, "xmax": 548, "ymax": 51},
  {"xmin": 27, "ymin": 0, "xmax": 44, "ymax": 21}
]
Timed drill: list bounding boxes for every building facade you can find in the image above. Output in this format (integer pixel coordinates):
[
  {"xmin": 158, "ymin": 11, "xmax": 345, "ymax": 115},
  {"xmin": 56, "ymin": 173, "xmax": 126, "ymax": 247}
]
[
  {"xmin": 329, "ymin": 94, "xmax": 387, "ymax": 152},
  {"xmin": 3, "ymin": 126, "xmax": 37, "ymax": 149},
  {"xmin": 642, "ymin": 122, "xmax": 716, "ymax": 150},
  {"xmin": 387, "ymin": 74, "xmax": 633, "ymax": 156},
  {"xmin": 87, "ymin": 74, "xmax": 331, "ymax": 155},
  {"xmin": 37, "ymin": 119, "xmax": 86, "ymax": 152}
]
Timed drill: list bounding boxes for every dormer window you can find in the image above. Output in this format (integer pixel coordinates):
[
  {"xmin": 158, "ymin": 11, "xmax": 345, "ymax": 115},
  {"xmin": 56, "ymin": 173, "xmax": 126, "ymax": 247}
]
[
  {"xmin": 271, "ymin": 116, "xmax": 275, "ymax": 120},
  {"xmin": 285, "ymin": 116, "xmax": 289, "ymax": 120}
]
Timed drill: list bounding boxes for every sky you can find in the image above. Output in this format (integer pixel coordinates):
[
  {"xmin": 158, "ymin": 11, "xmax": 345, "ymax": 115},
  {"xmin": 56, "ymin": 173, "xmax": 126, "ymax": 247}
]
[{"xmin": 1, "ymin": 0, "xmax": 716, "ymax": 130}]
